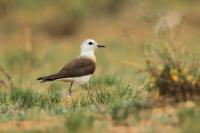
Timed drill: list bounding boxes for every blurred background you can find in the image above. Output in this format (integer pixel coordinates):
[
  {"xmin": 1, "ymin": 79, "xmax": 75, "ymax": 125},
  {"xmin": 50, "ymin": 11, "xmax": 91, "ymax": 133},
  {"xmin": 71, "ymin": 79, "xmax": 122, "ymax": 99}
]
[
  {"xmin": 0, "ymin": 0, "xmax": 199, "ymax": 47},
  {"xmin": 0, "ymin": 0, "xmax": 200, "ymax": 87}
]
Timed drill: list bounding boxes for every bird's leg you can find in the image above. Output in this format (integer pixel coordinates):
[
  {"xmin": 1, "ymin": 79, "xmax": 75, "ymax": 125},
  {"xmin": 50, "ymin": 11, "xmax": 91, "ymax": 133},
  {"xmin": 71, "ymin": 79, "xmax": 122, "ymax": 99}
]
[{"xmin": 68, "ymin": 82, "xmax": 74, "ymax": 96}]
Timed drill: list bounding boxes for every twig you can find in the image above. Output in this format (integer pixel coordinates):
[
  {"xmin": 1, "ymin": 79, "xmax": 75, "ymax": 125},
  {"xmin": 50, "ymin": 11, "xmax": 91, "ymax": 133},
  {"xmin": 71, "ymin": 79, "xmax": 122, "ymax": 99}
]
[
  {"xmin": 0, "ymin": 66, "xmax": 13, "ymax": 89},
  {"xmin": 0, "ymin": 80, "xmax": 8, "ymax": 89}
]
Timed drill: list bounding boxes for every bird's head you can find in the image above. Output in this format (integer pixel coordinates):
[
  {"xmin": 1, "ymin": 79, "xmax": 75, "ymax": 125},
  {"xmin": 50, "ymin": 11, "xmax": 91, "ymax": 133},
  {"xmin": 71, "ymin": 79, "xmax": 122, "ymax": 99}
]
[{"xmin": 80, "ymin": 39, "xmax": 105, "ymax": 56}]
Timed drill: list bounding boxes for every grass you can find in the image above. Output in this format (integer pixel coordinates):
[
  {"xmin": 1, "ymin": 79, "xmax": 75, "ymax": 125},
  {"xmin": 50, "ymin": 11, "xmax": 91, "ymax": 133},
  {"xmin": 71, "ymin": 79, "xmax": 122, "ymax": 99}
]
[
  {"xmin": 10, "ymin": 88, "xmax": 61, "ymax": 109},
  {"xmin": 0, "ymin": 69, "xmax": 149, "ymax": 132},
  {"xmin": 65, "ymin": 111, "xmax": 95, "ymax": 133},
  {"xmin": 0, "ymin": 43, "xmax": 200, "ymax": 132},
  {"xmin": 0, "ymin": 42, "xmax": 200, "ymax": 133}
]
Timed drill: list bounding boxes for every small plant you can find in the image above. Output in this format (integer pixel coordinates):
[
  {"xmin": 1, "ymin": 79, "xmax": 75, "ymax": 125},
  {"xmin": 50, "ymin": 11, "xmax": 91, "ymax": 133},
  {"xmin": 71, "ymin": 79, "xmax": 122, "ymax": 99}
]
[
  {"xmin": 117, "ymin": 84, "xmax": 133, "ymax": 98},
  {"xmin": 69, "ymin": 91, "xmax": 91, "ymax": 108},
  {"xmin": 145, "ymin": 43, "xmax": 200, "ymax": 102},
  {"xmin": 95, "ymin": 86, "xmax": 113, "ymax": 104}
]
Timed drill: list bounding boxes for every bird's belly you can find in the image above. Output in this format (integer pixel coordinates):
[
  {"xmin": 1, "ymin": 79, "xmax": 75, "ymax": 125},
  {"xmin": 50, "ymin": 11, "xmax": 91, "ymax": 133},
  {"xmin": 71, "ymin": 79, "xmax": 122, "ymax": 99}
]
[{"xmin": 58, "ymin": 75, "xmax": 92, "ymax": 85}]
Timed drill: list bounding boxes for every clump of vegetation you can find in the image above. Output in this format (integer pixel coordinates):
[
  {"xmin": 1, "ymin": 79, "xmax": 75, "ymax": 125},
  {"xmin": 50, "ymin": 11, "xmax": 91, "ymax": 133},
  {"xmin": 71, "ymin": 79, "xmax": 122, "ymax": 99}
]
[
  {"xmin": 145, "ymin": 43, "xmax": 200, "ymax": 102},
  {"xmin": 111, "ymin": 100, "xmax": 153, "ymax": 124},
  {"xmin": 10, "ymin": 88, "xmax": 61, "ymax": 109},
  {"xmin": 95, "ymin": 86, "xmax": 113, "ymax": 104},
  {"xmin": 65, "ymin": 111, "xmax": 94, "ymax": 133}
]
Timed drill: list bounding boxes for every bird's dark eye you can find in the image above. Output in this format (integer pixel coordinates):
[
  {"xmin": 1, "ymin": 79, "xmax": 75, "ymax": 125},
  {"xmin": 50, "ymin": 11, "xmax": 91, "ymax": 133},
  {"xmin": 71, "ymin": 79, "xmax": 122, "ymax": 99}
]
[{"xmin": 88, "ymin": 42, "xmax": 93, "ymax": 45}]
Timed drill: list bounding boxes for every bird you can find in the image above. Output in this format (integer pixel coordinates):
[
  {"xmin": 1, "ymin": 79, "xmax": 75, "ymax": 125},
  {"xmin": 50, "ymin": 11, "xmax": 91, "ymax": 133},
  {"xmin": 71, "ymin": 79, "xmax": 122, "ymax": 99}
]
[{"xmin": 37, "ymin": 39, "xmax": 105, "ymax": 96}]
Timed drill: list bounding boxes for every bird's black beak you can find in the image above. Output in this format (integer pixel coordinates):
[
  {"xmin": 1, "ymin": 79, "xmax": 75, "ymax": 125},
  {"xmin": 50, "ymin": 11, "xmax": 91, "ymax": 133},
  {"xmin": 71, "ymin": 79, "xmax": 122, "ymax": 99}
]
[{"xmin": 97, "ymin": 44, "xmax": 106, "ymax": 48}]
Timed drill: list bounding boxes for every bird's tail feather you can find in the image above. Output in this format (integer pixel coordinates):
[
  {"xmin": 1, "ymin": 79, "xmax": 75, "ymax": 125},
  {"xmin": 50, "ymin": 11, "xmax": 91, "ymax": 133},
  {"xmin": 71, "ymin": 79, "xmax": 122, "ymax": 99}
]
[{"xmin": 37, "ymin": 74, "xmax": 60, "ymax": 83}]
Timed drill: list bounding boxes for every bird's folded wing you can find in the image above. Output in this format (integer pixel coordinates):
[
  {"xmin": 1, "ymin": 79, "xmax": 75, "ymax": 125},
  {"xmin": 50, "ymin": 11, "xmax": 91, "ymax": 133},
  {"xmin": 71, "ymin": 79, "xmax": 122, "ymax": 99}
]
[{"xmin": 54, "ymin": 56, "xmax": 96, "ymax": 79}]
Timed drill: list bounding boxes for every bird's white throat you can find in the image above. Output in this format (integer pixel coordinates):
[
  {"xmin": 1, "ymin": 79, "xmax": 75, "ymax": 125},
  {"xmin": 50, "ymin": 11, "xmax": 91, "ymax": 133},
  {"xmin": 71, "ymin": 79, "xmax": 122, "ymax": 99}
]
[{"xmin": 80, "ymin": 49, "xmax": 96, "ymax": 60}]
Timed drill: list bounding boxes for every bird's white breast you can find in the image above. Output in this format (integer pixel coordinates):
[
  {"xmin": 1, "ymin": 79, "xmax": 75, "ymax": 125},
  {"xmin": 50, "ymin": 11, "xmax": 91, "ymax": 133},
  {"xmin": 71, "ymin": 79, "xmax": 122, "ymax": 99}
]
[{"xmin": 58, "ymin": 75, "xmax": 92, "ymax": 85}]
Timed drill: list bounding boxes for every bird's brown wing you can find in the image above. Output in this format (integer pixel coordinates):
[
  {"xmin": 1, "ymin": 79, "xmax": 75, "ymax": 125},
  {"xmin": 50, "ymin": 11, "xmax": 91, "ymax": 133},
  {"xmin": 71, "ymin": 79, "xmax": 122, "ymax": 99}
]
[{"xmin": 37, "ymin": 57, "xmax": 96, "ymax": 82}]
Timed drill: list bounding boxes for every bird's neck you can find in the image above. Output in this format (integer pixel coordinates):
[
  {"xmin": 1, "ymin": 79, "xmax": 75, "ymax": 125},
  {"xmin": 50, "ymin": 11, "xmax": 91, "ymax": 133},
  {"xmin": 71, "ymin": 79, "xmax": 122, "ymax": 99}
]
[{"xmin": 80, "ymin": 50, "xmax": 96, "ymax": 60}]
